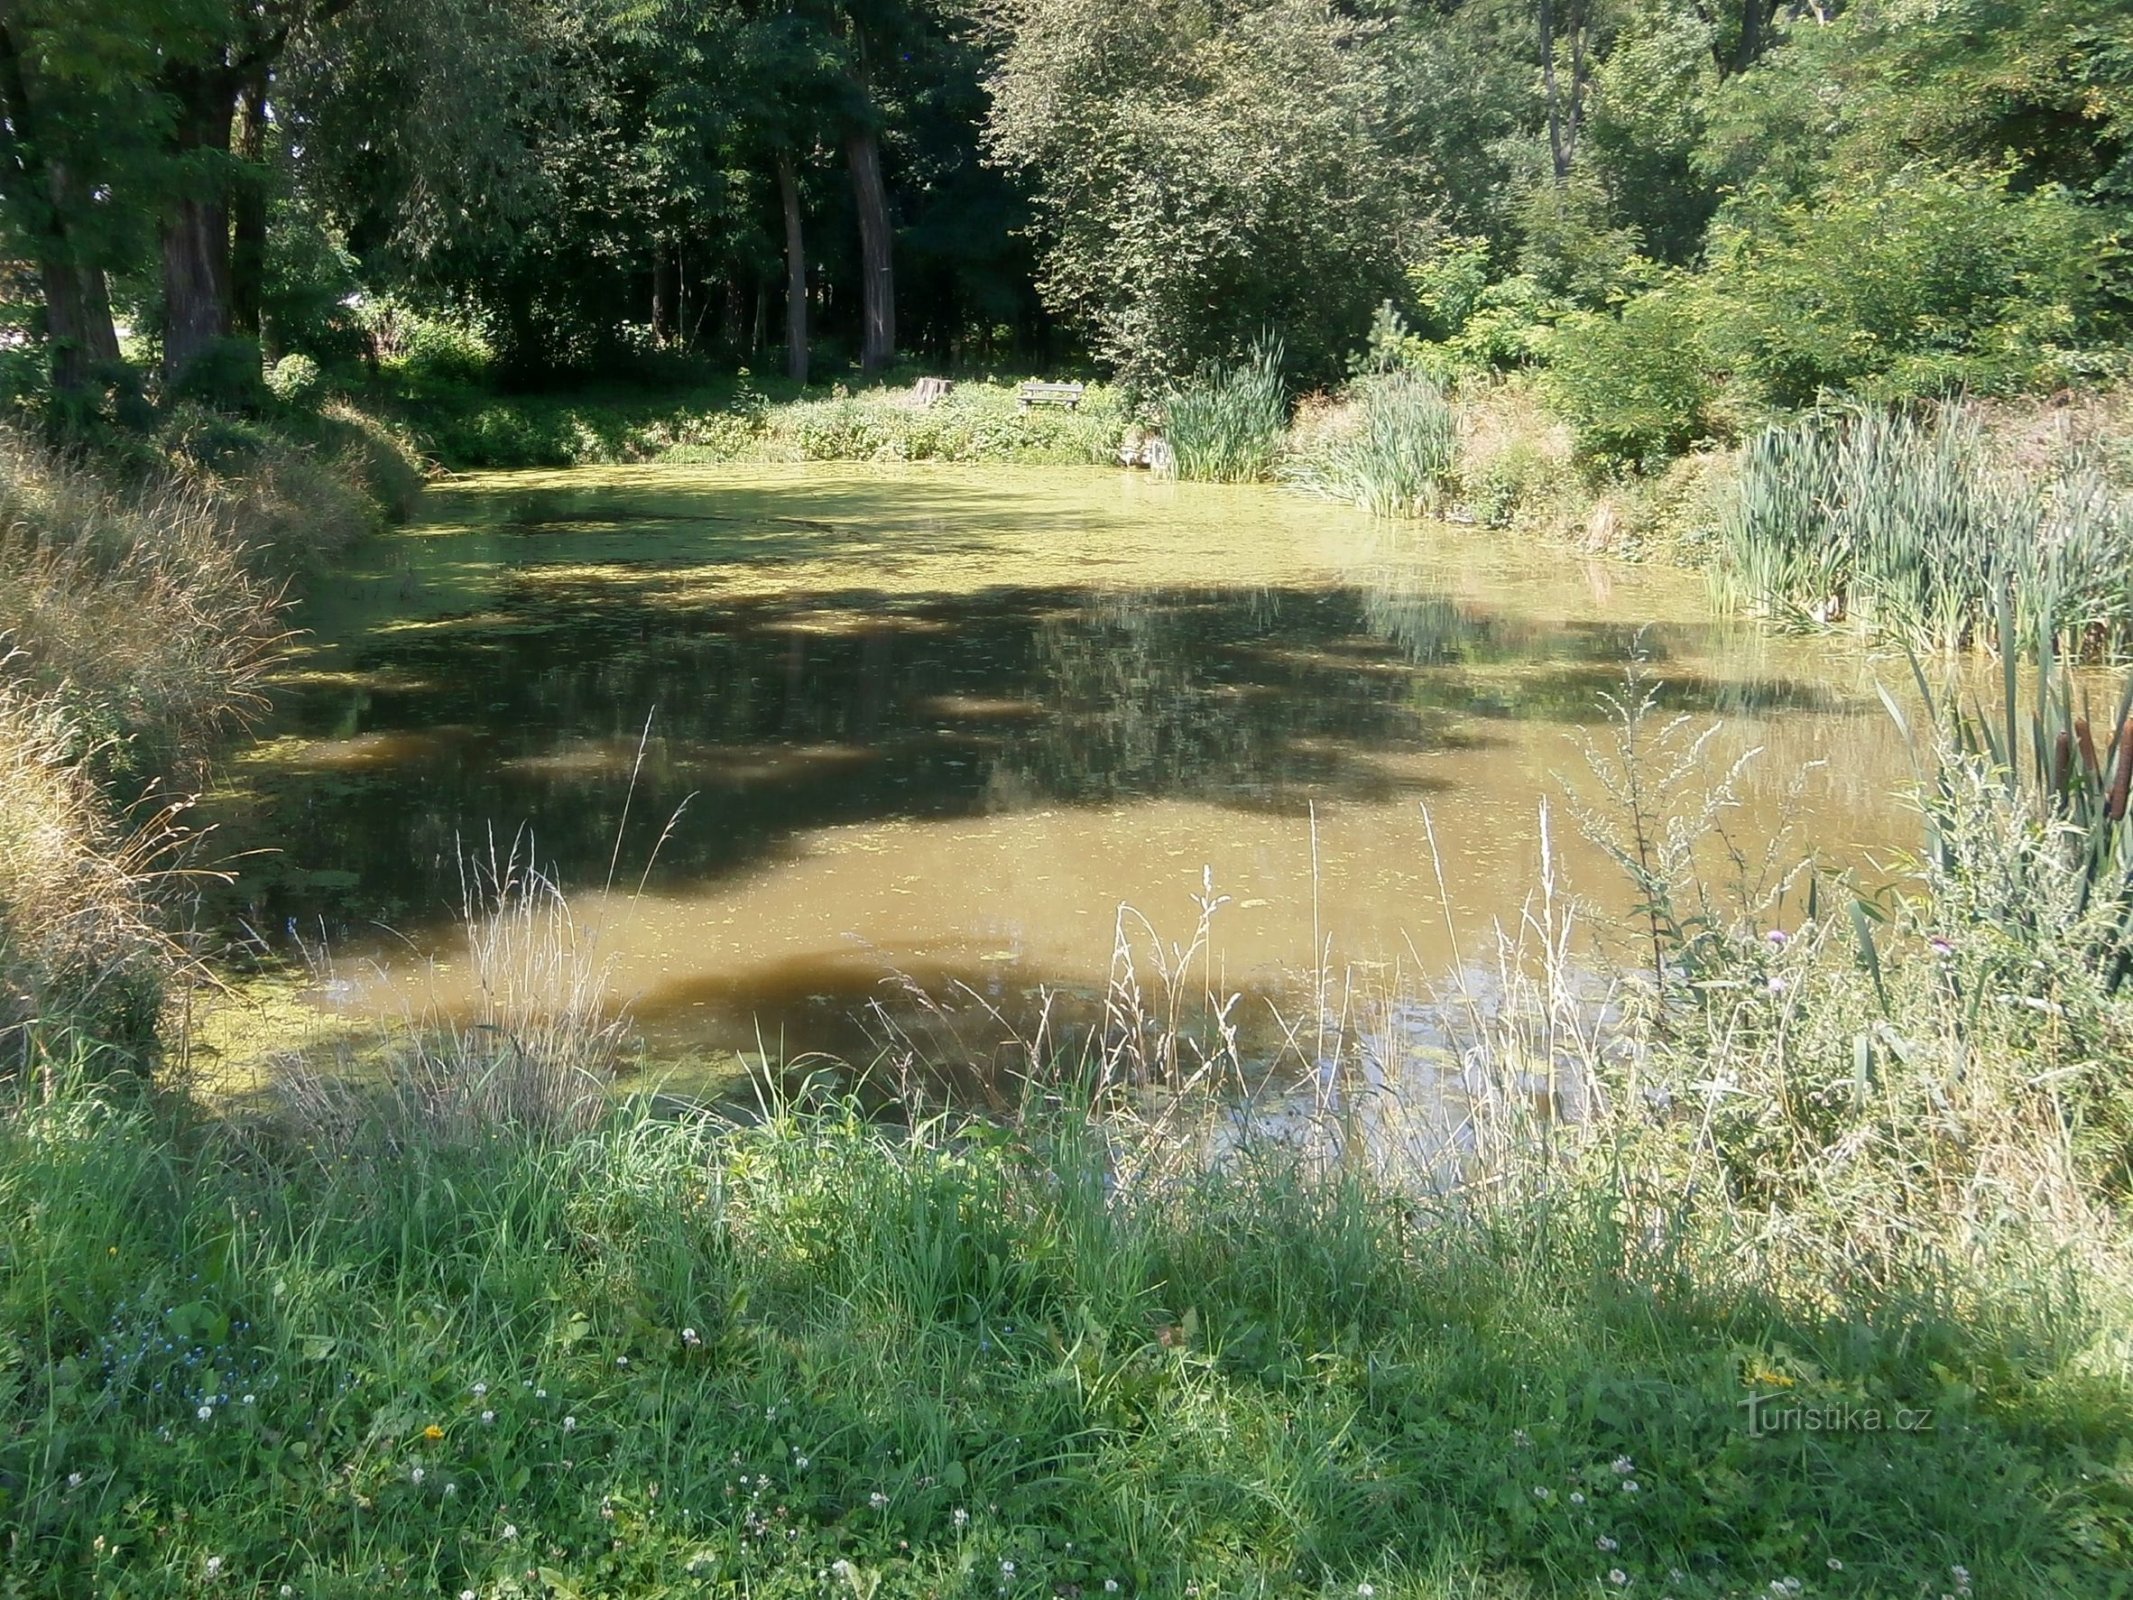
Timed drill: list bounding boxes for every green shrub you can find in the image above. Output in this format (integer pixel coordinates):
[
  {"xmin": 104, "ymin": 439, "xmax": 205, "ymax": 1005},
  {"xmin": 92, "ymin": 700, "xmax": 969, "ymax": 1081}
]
[
  {"xmin": 264, "ymin": 352, "xmax": 324, "ymax": 408},
  {"xmin": 1700, "ymin": 167, "xmax": 2109, "ymax": 410},
  {"xmin": 1544, "ymin": 283, "xmax": 1719, "ymax": 470},
  {"xmin": 785, "ymin": 396, "xmax": 897, "ymax": 461},
  {"xmin": 167, "ymin": 337, "xmax": 270, "ymax": 414},
  {"xmin": 359, "ymin": 296, "xmax": 495, "ymax": 386},
  {"xmin": 1164, "ymin": 338, "xmax": 1288, "ymax": 483}
]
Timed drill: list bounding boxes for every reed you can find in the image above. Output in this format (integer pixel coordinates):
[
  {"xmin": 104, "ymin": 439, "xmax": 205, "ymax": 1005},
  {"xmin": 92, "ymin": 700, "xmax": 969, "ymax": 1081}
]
[
  {"xmin": 1163, "ymin": 336, "xmax": 1288, "ymax": 484},
  {"xmin": 1714, "ymin": 404, "xmax": 2133, "ymax": 658},
  {"xmin": 1283, "ymin": 372, "xmax": 1458, "ymax": 516}
]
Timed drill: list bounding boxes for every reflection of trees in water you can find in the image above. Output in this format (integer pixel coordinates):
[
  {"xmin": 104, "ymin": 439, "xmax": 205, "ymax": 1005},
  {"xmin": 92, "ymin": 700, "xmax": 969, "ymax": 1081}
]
[
  {"xmin": 1005, "ymin": 587, "xmax": 1432, "ymax": 807},
  {"xmin": 221, "ymin": 574, "xmax": 1839, "ymax": 939},
  {"xmin": 1359, "ymin": 585, "xmax": 1504, "ymax": 665}
]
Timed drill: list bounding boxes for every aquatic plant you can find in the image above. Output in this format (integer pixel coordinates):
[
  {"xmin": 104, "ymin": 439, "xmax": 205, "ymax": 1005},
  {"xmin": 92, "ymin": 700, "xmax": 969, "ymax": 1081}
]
[
  {"xmin": 1283, "ymin": 372, "xmax": 1457, "ymax": 517},
  {"xmin": 1714, "ymin": 405, "xmax": 2133, "ymax": 657},
  {"xmin": 1163, "ymin": 336, "xmax": 1288, "ymax": 484}
]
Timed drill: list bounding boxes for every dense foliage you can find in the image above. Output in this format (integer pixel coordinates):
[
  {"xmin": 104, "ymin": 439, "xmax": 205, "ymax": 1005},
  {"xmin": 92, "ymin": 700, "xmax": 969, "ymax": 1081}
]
[{"xmin": 1, "ymin": 0, "xmax": 2122, "ymax": 427}]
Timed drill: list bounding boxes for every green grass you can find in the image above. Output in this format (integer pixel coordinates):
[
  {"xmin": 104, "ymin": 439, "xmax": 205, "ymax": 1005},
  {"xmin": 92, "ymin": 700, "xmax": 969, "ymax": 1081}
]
[
  {"xmin": 2, "ymin": 1055, "xmax": 2128, "ymax": 1600},
  {"xmin": 365, "ymin": 371, "xmax": 1125, "ymax": 473}
]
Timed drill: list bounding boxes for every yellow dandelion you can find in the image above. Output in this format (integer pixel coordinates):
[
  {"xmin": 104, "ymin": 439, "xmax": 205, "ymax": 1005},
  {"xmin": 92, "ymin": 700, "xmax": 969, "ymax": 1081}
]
[{"xmin": 423, "ymin": 1424, "xmax": 445, "ymax": 1441}]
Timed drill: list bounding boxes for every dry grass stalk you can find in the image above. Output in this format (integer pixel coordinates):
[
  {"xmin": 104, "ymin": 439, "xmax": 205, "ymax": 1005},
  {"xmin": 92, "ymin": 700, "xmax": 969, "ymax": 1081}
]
[{"xmin": 270, "ymin": 842, "xmax": 625, "ymax": 1150}]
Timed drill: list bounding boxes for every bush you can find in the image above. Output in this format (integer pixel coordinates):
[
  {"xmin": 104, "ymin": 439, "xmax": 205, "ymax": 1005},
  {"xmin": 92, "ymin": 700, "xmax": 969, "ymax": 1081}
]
[
  {"xmin": 1448, "ymin": 379, "xmax": 1581, "ymax": 533},
  {"xmin": 1544, "ymin": 283, "xmax": 1720, "ymax": 470},
  {"xmin": 1700, "ymin": 167, "xmax": 2111, "ymax": 410},
  {"xmin": 358, "ymin": 296, "xmax": 496, "ymax": 386},
  {"xmin": 264, "ymin": 352, "xmax": 324, "ymax": 408},
  {"xmin": 167, "ymin": 336, "xmax": 270, "ymax": 414}
]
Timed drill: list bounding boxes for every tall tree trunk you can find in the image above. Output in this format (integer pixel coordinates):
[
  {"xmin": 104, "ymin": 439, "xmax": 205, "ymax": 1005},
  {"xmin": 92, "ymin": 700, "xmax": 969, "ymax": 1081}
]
[
  {"xmin": 161, "ymin": 69, "xmax": 236, "ymax": 387},
  {"xmin": 776, "ymin": 149, "xmax": 808, "ymax": 386},
  {"xmin": 40, "ymin": 258, "xmax": 122, "ymax": 394},
  {"xmin": 720, "ymin": 275, "xmax": 745, "ymax": 353},
  {"xmin": 651, "ymin": 238, "xmax": 678, "ymax": 345},
  {"xmin": 229, "ymin": 69, "xmax": 269, "ymax": 343},
  {"xmin": 1732, "ymin": 0, "xmax": 1772, "ymax": 75},
  {"xmin": 1539, "ymin": 0, "xmax": 1569, "ymax": 182},
  {"xmin": 0, "ymin": 24, "xmax": 122, "ymax": 393},
  {"xmin": 1538, "ymin": 0, "xmax": 1587, "ymax": 180},
  {"xmin": 845, "ymin": 126, "xmax": 894, "ymax": 374}
]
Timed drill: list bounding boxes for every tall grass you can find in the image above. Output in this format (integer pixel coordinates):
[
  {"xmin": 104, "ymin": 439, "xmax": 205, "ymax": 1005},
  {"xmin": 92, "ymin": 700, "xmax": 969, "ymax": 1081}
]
[
  {"xmin": 0, "ymin": 429, "xmax": 285, "ymax": 789},
  {"xmin": 1283, "ymin": 372, "xmax": 1457, "ymax": 516},
  {"xmin": 0, "ymin": 680, "xmax": 177, "ymax": 1068},
  {"xmin": 1163, "ymin": 337, "xmax": 1288, "ymax": 484},
  {"xmin": 271, "ymin": 845, "xmax": 625, "ymax": 1147},
  {"xmin": 0, "ymin": 418, "xmax": 418, "ymax": 1070},
  {"xmin": 1714, "ymin": 404, "xmax": 2133, "ymax": 656}
]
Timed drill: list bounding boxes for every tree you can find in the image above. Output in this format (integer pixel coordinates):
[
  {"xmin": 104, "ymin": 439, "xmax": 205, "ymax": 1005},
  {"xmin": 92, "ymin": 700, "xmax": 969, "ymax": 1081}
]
[
  {"xmin": 986, "ymin": 0, "xmax": 1427, "ymax": 390},
  {"xmin": 0, "ymin": 1, "xmax": 160, "ymax": 394}
]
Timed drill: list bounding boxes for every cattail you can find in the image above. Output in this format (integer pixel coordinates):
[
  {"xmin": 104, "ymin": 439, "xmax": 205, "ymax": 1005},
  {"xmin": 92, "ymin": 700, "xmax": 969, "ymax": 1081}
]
[
  {"xmin": 2109, "ymin": 720, "xmax": 2133, "ymax": 822},
  {"xmin": 2076, "ymin": 717, "xmax": 2101, "ymax": 788}
]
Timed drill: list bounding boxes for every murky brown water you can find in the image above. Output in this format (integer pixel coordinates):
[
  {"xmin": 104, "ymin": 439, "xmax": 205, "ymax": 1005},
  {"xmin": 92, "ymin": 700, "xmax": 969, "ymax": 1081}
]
[{"xmin": 204, "ymin": 463, "xmax": 1917, "ymax": 1082}]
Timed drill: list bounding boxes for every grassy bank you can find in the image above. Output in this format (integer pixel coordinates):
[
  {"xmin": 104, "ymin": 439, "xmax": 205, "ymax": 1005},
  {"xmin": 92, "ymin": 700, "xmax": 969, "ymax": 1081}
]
[
  {"xmin": 4, "ymin": 1025, "xmax": 2129, "ymax": 1600},
  {"xmin": 368, "ymin": 372, "xmax": 1126, "ymax": 473},
  {"xmin": 0, "ymin": 409, "xmax": 421, "ymax": 1069}
]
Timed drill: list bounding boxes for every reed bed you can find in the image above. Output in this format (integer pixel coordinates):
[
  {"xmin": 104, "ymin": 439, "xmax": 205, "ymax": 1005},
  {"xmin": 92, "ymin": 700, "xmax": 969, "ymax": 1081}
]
[
  {"xmin": 1283, "ymin": 372, "xmax": 1458, "ymax": 517},
  {"xmin": 1162, "ymin": 337, "xmax": 1288, "ymax": 484},
  {"xmin": 1714, "ymin": 405, "xmax": 2133, "ymax": 657}
]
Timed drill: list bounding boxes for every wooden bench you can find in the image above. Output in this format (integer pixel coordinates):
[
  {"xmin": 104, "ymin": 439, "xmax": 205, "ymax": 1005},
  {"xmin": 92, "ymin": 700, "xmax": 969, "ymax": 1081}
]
[{"xmin": 1017, "ymin": 380, "xmax": 1085, "ymax": 411}]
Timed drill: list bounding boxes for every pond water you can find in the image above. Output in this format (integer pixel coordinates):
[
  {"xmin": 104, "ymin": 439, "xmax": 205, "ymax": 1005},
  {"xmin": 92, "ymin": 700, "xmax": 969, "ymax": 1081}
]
[{"xmin": 206, "ymin": 463, "xmax": 1915, "ymax": 1085}]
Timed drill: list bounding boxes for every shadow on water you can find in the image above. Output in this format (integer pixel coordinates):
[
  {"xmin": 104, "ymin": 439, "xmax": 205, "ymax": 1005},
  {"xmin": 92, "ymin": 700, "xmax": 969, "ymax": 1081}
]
[
  {"xmin": 216, "ymin": 573, "xmax": 1839, "ymax": 938},
  {"xmin": 185, "ymin": 463, "xmax": 1914, "ymax": 1086}
]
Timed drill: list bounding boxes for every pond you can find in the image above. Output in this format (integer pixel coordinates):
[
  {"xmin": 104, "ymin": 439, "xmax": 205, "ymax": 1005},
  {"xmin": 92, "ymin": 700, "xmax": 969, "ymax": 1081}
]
[{"xmin": 204, "ymin": 463, "xmax": 1915, "ymax": 1088}]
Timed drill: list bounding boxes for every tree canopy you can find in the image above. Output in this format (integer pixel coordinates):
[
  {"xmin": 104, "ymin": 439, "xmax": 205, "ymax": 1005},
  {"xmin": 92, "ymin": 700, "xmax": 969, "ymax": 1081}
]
[{"xmin": 0, "ymin": 0, "xmax": 2124, "ymax": 426}]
